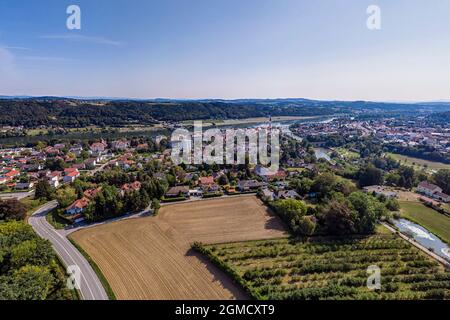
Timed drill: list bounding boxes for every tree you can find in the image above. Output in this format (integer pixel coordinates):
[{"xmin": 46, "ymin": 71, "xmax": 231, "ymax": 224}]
[
  {"xmin": 298, "ymin": 216, "xmax": 316, "ymax": 236},
  {"xmin": 90, "ymin": 185, "xmax": 123, "ymax": 221},
  {"xmin": 35, "ymin": 180, "xmax": 53, "ymax": 200},
  {"xmin": 10, "ymin": 239, "xmax": 54, "ymax": 268},
  {"xmin": 0, "ymin": 199, "xmax": 27, "ymax": 221},
  {"xmin": 272, "ymin": 199, "xmax": 308, "ymax": 234},
  {"xmin": 348, "ymin": 191, "xmax": 387, "ymax": 234},
  {"xmin": 80, "ymin": 150, "xmax": 89, "ymax": 160},
  {"xmin": 323, "ymin": 200, "xmax": 356, "ymax": 235},
  {"xmin": 218, "ymin": 175, "xmax": 229, "ymax": 186},
  {"xmin": 385, "ymin": 198, "xmax": 400, "ymax": 211},
  {"xmin": 0, "ymin": 221, "xmax": 71, "ymax": 300},
  {"xmin": 291, "ymin": 178, "xmax": 313, "ymax": 196},
  {"xmin": 45, "ymin": 158, "xmax": 67, "ymax": 171},
  {"xmin": 358, "ymin": 165, "xmax": 384, "ymax": 188},
  {"xmin": 9, "ymin": 265, "xmax": 53, "ymax": 300},
  {"xmin": 433, "ymin": 169, "xmax": 450, "ymax": 194},
  {"xmin": 151, "ymin": 199, "xmax": 161, "ymax": 215},
  {"xmin": 385, "ymin": 173, "xmax": 401, "ymax": 187},
  {"xmin": 55, "ymin": 186, "xmax": 77, "ymax": 208},
  {"xmin": 312, "ymin": 172, "xmax": 338, "ymax": 199},
  {"xmin": 397, "ymin": 166, "xmax": 416, "ymax": 189}
]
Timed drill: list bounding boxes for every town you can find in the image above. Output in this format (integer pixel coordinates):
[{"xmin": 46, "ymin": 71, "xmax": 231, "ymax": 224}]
[{"xmin": 1, "ymin": 115, "xmax": 449, "ymax": 228}]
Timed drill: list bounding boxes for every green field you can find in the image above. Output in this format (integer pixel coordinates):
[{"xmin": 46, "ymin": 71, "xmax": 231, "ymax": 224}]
[
  {"xmin": 387, "ymin": 153, "xmax": 450, "ymax": 171},
  {"xmin": 335, "ymin": 147, "xmax": 360, "ymax": 160},
  {"xmin": 195, "ymin": 235, "xmax": 450, "ymax": 300},
  {"xmin": 443, "ymin": 203, "xmax": 450, "ymax": 213},
  {"xmin": 46, "ymin": 209, "xmax": 71, "ymax": 229},
  {"xmin": 399, "ymin": 201, "xmax": 450, "ymax": 244}
]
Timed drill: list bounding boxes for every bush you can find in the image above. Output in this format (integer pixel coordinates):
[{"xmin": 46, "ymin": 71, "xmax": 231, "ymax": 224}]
[{"xmin": 161, "ymin": 196, "xmax": 187, "ymax": 203}]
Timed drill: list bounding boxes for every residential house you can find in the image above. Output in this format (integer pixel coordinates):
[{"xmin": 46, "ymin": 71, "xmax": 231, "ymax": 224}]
[
  {"xmin": 63, "ymin": 170, "xmax": 80, "ymax": 183},
  {"xmin": 417, "ymin": 181, "xmax": 442, "ymax": 197},
  {"xmin": 199, "ymin": 176, "xmax": 214, "ymax": 186},
  {"xmin": 261, "ymin": 188, "xmax": 274, "ymax": 201},
  {"xmin": 201, "ymin": 183, "xmax": 221, "ymax": 194},
  {"xmin": 47, "ymin": 171, "xmax": 61, "ymax": 188},
  {"xmin": 237, "ymin": 180, "xmax": 266, "ymax": 192},
  {"xmin": 254, "ymin": 165, "xmax": 287, "ymax": 182},
  {"xmin": 4, "ymin": 169, "xmax": 20, "ymax": 179},
  {"xmin": 15, "ymin": 182, "xmax": 34, "ymax": 190},
  {"xmin": 363, "ymin": 186, "xmax": 397, "ymax": 199},
  {"xmin": 111, "ymin": 140, "xmax": 129, "ymax": 151},
  {"xmin": 65, "ymin": 198, "xmax": 90, "ymax": 215},
  {"xmin": 416, "ymin": 181, "xmax": 450, "ymax": 203},
  {"xmin": 434, "ymin": 192, "xmax": 450, "ymax": 203},
  {"xmin": 69, "ymin": 145, "xmax": 84, "ymax": 157},
  {"xmin": 165, "ymin": 186, "xmax": 190, "ymax": 198},
  {"xmin": 90, "ymin": 141, "xmax": 107, "ymax": 154},
  {"xmin": 277, "ymin": 190, "xmax": 300, "ymax": 200},
  {"xmin": 120, "ymin": 181, "xmax": 141, "ymax": 196},
  {"xmin": 84, "ymin": 187, "xmax": 102, "ymax": 199}
]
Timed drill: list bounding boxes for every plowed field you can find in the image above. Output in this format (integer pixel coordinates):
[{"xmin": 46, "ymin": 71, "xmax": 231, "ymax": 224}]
[{"xmin": 70, "ymin": 195, "xmax": 288, "ymax": 299}]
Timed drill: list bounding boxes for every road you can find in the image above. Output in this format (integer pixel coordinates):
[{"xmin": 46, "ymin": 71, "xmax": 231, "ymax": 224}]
[
  {"xmin": 0, "ymin": 190, "xmax": 34, "ymax": 200},
  {"xmin": 28, "ymin": 201, "xmax": 109, "ymax": 300}
]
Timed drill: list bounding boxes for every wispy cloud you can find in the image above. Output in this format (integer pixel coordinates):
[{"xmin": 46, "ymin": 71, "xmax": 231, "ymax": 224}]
[
  {"xmin": 2, "ymin": 46, "xmax": 31, "ymax": 51},
  {"xmin": 21, "ymin": 56, "xmax": 76, "ymax": 62},
  {"xmin": 0, "ymin": 47, "xmax": 16, "ymax": 77},
  {"xmin": 40, "ymin": 34, "xmax": 124, "ymax": 46}
]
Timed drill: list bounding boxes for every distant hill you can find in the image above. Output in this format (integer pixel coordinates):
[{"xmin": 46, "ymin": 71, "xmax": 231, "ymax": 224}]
[
  {"xmin": 0, "ymin": 97, "xmax": 450, "ymax": 128},
  {"xmin": 427, "ymin": 110, "xmax": 450, "ymax": 124}
]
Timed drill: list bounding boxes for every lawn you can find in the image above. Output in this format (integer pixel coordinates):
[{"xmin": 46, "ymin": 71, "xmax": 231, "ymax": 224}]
[
  {"xmin": 387, "ymin": 153, "xmax": 450, "ymax": 171},
  {"xmin": 46, "ymin": 208, "xmax": 71, "ymax": 229},
  {"xmin": 195, "ymin": 235, "xmax": 450, "ymax": 300},
  {"xmin": 335, "ymin": 147, "xmax": 360, "ymax": 160},
  {"xmin": 443, "ymin": 203, "xmax": 450, "ymax": 213},
  {"xmin": 399, "ymin": 201, "xmax": 450, "ymax": 244}
]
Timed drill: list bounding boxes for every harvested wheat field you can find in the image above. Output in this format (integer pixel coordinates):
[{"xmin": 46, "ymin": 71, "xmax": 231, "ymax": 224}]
[{"xmin": 70, "ymin": 195, "xmax": 288, "ymax": 300}]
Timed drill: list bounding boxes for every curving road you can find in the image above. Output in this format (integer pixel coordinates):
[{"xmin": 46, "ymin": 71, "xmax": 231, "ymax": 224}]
[{"xmin": 28, "ymin": 201, "xmax": 108, "ymax": 300}]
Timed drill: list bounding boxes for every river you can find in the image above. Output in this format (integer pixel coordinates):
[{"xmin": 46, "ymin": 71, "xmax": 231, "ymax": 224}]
[{"xmin": 391, "ymin": 218, "xmax": 450, "ymax": 262}]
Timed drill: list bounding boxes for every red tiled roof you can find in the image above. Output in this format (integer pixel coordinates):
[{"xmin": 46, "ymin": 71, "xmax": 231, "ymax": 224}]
[
  {"xmin": 83, "ymin": 187, "xmax": 102, "ymax": 199},
  {"xmin": 66, "ymin": 171, "xmax": 80, "ymax": 177},
  {"xmin": 5, "ymin": 169, "xmax": 20, "ymax": 177},
  {"xmin": 121, "ymin": 181, "xmax": 141, "ymax": 192},
  {"xmin": 66, "ymin": 197, "xmax": 90, "ymax": 211},
  {"xmin": 199, "ymin": 176, "xmax": 214, "ymax": 185}
]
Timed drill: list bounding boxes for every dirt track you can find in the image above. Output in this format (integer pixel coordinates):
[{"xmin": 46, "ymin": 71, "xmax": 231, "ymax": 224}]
[{"xmin": 70, "ymin": 195, "xmax": 288, "ymax": 300}]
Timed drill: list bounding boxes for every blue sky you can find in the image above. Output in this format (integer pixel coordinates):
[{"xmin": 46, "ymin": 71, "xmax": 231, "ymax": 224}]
[{"xmin": 1, "ymin": 0, "xmax": 450, "ymax": 101}]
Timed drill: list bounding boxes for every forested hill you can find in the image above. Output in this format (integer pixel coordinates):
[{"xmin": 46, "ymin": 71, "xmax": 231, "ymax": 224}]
[
  {"xmin": 1, "ymin": 98, "xmax": 449, "ymax": 128},
  {"xmin": 427, "ymin": 110, "xmax": 450, "ymax": 125}
]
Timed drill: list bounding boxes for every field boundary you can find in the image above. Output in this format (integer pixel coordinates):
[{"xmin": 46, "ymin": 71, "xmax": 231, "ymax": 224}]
[
  {"xmin": 68, "ymin": 237, "xmax": 117, "ymax": 300},
  {"xmin": 191, "ymin": 242, "xmax": 261, "ymax": 300},
  {"xmin": 399, "ymin": 200, "xmax": 450, "ymax": 245}
]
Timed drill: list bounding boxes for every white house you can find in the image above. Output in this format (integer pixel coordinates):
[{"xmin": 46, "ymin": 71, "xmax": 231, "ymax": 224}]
[
  {"xmin": 417, "ymin": 181, "xmax": 442, "ymax": 197},
  {"xmin": 417, "ymin": 181, "xmax": 450, "ymax": 203},
  {"xmin": 63, "ymin": 170, "xmax": 80, "ymax": 183}
]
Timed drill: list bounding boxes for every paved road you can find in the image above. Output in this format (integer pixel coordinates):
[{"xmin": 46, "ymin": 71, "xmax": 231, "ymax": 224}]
[
  {"xmin": 28, "ymin": 201, "xmax": 109, "ymax": 300},
  {"xmin": 0, "ymin": 190, "xmax": 34, "ymax": 200}
]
